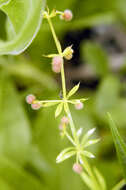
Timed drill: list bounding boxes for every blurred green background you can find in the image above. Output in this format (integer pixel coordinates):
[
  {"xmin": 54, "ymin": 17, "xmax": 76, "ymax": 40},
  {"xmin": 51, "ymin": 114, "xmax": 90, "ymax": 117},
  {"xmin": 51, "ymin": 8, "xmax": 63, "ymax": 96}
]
[{"xmin": 0, "ymin": 0, "xmax": 126, "ymax": 189}]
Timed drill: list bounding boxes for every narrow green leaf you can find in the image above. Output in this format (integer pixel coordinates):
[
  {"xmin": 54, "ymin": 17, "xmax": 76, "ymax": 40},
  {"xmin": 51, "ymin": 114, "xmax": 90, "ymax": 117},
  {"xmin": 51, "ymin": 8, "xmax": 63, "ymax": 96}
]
[
  {"xmin": 81, "ymin": 128, "xmax": 96, "ymax": 145},
  {"xmin": 0, "ymin": 0, "xmax": 45, "ymax": 55},
  {"xmin": 82, "ymin": 151, "xmax": 95, "ymax": 158},
  {"xmin": 56, "ymin": 150, "xmax": 76, "ymax": 163},
  {"xmin": 81, "ymin": 172, "xmax": 94, "ymax": 189},
  {"xmin": 108, "ymin": 113, "xmax": 126, "ymax": 179},
  {"xmin": 93, "ymin": 167, "xmax": 107, "ymax": 190},
  {"xmin": 55, "ymin": 103, "xmax": 63, "ymax": 118},
  {"xmin": 56, "ymin": 147, "xmax": 75, "ymax": 162},
  {"xmin": 67, "ymin": 83, "xmax": 80, "ymax": 98},
  {"xmin": 84, "ymin": 139, "xmax": 100, "ymax": 148},
  {"xmin": 112, "ymin": 179, "xmax": 126, "ymax": 190}
]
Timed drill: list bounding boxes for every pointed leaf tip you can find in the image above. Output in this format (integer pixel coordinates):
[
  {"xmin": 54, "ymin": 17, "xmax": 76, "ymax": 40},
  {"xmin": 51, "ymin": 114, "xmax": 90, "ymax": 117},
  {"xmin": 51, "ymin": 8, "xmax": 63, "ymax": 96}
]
[
  {"xmin": 67, "ymin": 83, "xmax": 80, "ymax": 98},
  {"xmin": 108, "ymin": 113, "xmax": 126, "ymax": 179}
]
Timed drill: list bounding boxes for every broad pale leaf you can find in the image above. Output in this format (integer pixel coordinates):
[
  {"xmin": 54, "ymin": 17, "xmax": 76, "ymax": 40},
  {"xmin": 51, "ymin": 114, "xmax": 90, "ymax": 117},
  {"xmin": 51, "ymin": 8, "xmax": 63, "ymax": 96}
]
[
  {"xmin": 0, "ymin": 0, "xmax": 45, "ymax": 55},
  {"xmin": 0, "ymin": 72, "xmax": 31, "ymax": 164},
  {"xmin": 0, "ymin": 156, "xmax": 47, "ymax": 190}
]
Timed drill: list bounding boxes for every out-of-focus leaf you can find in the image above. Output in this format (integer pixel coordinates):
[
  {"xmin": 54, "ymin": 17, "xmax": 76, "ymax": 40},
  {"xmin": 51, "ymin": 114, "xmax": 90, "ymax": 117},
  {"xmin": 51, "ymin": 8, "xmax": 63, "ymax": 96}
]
[
  {"xmin": 110, "ymin": 99, "xmax": 126, "ymax": 127},
  {"xmin": 81, "ymin": 172, "xmax": 94, "ymax": 189},
  {"xmin": 82, "ymin": 42, "xmax": 109, "ymax": 77},
  {"xmin": 0, "ymin": 0, "xmax": 10, "ymax": 7},
  {"xmin": 0, "ymin": 178, "xmax": 12, "ymax": 190},
  {"xmin": 1, "ymin": 57, "xmax": 57, "ymax": 90},
  {"xmin": 108, "ymin": 113, "xmax": 126, "ymax": 179},
  {"xmin": 95, "ymin": 76, "xmax": 120, "ymax": 117},
  {"xmin": 0, "ymin": 0, "xmax": 45, "ymax": 55},
  {"xmin": 93, "ymin": 167, "xmax": 107, "ymax": 190},
  {"xmin": 0, "ymin": 156, "xmax": 47, "ymax": 190},
  {"xmin": 0, "ymin": 71, "xmax": 31, "ymax": 164}
]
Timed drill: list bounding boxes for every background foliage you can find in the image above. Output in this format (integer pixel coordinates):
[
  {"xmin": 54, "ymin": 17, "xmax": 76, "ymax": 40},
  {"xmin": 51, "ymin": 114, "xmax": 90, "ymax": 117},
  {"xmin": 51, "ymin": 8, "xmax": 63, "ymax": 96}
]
[{"xmin": 0, "ymin": 0, "xmax": 126, "ymax": 189}]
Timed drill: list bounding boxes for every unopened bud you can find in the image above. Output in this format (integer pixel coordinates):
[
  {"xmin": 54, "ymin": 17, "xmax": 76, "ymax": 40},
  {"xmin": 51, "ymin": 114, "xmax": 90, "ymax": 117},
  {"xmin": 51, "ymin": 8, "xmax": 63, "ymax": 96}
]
[
  {"xmin": 75, "ymin": 101, "xmax": 83, "ymax": 110},
  {"xmin": 60, "ymin": 9, "xmax": 73, "ymax": 21},
  {"xmin": 26, "ymin": 94, "xmax": 36, "ymax": 104},
  {"xmin": 31, "ymin": 102, "xmax": 41, "ymax": 110},
  {"xmin": 63, "ymin": 46, "xmax": 74, "ymax": 60},
  {"xmin": 51, "ymin": 56, "xmax": 63, "ymax": 73},
  {"xmin": 73, "ymin": 163, "xmax": 83, "ymax": 174}
]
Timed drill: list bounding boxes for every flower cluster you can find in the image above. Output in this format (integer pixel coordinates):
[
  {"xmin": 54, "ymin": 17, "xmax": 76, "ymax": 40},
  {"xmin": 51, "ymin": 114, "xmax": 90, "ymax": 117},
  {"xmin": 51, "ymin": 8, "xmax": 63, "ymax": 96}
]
[{"xmin": 26, "ymin": 94, "xmax": 41, "ymax": 110}]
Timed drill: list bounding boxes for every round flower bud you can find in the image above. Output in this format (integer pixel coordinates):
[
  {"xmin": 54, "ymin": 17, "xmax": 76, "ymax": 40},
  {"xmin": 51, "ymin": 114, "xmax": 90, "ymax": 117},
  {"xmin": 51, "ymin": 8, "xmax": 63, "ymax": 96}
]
[
  {"xmin": 51, "ymin": 56, "xmax": 63, "ymax": 73},
  {"xmin": 26, "ymin": 94, "xmax": 36, "ymax": 104},
  {"xmin": 61, "ymin": 9, "xmax": 73, "ymax": 21},
  {"xmin": 52, "ymin": 65, "xmax": 61, "ymax": 73},
  {"xmin": 63, "ymin": 46, "xmax": 74, "ymax": 60},
  {"xmin": 31, "ymin": 102, "xmax": 41, "ymax": 110},
  {"xmin": 73, "ymin": 163, "xmax": 83, "ymax": 174},
  {"xmin": 75, "ymin": 101, "xmax": 83, "ymax": 110},
  {"xmin": 61, "ymin": 116, "xmax": 69, "ymax": 124}
]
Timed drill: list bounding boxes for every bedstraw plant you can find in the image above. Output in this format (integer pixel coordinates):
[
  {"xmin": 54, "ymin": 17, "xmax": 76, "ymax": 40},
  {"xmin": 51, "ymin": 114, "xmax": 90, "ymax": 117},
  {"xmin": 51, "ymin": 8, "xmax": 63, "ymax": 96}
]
[{"xmin": 26, "ymin": 7, "xmax": 125, "ymax": 190}]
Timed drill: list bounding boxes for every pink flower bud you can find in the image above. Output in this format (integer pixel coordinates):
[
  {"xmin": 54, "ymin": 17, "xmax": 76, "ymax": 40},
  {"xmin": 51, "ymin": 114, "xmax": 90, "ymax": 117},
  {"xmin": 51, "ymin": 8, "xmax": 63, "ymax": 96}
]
[
  {"xmin": 73, "ymin": 163, "xmax": 83, "ymax": 174},
  {"xmin": 51, "ymin": 56, "xmax": 63, "ymax": 73},
  {"xmin": 52, "ymin": 65, "xmax": 61, "ymax": 73},
  {"xmin": 31, "ymin": 102, "xmax": 41, "ymax": 110},
  {"xmin": 61, "ymin": 116, "xmax": 69, "ymax": 124},
  {"xmin": 26, "ymin": 94, "xmax": 36, "ymax": 104},
  {"xmin": 75, "ymin": 101, "xmax": 83, "ymax": 110},
  {"xmin": 61, "ymin": 10, "xmax": 73, "ymax": 21}
]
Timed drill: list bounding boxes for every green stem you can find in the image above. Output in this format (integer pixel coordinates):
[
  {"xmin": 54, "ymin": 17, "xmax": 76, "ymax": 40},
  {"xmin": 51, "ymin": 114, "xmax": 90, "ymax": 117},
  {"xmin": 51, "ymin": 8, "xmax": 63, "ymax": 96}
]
[
  {"xmin": 47, "ymin": 15, "xmax": 77, "ymax": 139},
  {"xmin": 112, "ymin": 179, "xmax": 125, "ymax": 190},
  {"xmin": 47, "ymin": 16, "xmax": 66, "ymax": 99}
]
